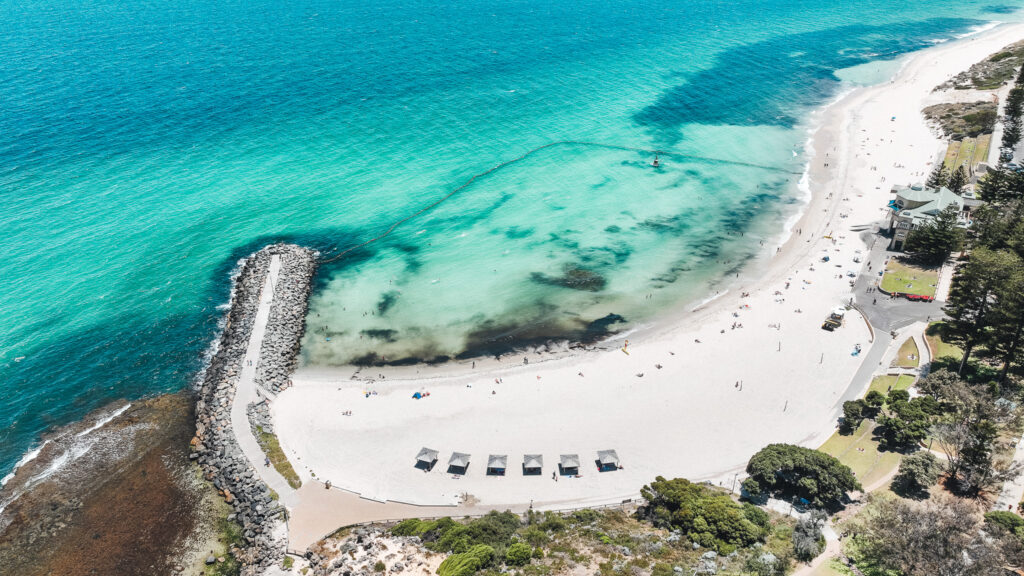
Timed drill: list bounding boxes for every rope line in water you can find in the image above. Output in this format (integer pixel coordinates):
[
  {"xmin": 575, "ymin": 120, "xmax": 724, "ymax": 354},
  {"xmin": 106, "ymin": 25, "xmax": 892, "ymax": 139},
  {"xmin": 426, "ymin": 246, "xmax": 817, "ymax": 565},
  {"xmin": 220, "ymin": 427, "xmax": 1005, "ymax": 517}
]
[{"xmin": 318, "ymin": 140, "xmax": 802, "ymax": 264}]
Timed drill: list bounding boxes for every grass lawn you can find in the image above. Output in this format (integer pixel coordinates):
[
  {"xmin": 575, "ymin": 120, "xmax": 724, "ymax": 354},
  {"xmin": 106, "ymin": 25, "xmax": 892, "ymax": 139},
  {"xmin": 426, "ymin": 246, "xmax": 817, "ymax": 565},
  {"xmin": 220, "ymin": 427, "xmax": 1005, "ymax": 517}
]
[
  {"xmin": 867, "ymin": 374, "xmax": 915, "ymax": 397},
  {"xmin": 926, "ymin": 322, "xmax": 963, "ymax": 361},
  {"xmin": 819, "ymin": 420, "xmax": 903, "ymax": 489},
  {"xmin": 891, "ymin": 338, "xmax": 920, "ymax": 369},
  {"xmin": 880, "ymin": 260, "xmax": 938, "ymax": 298},
  {"xmin": 257, "ymin": 426, "xmax": 302, "ymax": 489},
  {"xmin": 977, "ymin": 133, "xmax": 992, "ymax": 166},
  {"xmin": 943, "ymin": 140, "xmax": 961, "ymax": 170}
]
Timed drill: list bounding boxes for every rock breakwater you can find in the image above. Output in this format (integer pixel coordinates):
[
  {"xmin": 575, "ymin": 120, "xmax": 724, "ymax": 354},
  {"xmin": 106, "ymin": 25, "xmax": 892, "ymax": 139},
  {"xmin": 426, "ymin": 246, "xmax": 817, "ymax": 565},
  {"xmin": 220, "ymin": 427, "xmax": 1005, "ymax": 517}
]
[{"xmin": 193, "ymin": 243, "xmax": 318, "ymax": 574}]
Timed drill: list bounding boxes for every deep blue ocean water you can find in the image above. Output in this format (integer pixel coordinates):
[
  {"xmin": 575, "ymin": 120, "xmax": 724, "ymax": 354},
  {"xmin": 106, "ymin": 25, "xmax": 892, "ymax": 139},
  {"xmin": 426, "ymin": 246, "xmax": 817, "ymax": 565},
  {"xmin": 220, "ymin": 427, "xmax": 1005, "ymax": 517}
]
[{"xmin": 2, "ymin": 0, "xmax": 1022, "ymax": 477}]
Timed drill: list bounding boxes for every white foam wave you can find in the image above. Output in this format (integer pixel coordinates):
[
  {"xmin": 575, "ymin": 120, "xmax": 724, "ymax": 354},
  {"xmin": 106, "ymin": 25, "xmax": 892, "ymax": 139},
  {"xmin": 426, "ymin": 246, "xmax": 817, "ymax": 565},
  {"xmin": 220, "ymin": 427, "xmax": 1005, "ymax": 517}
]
[
  {"xmin": 955, "ymin": 21, "xmax": 1001, "ymax": 39},
  {"xmin": 0, "ymin": 440, "xmax": 49, "ymax": 488},
  {"xmin": 76, "ymin": 403, "xmax": 131, "ymax": 438}
]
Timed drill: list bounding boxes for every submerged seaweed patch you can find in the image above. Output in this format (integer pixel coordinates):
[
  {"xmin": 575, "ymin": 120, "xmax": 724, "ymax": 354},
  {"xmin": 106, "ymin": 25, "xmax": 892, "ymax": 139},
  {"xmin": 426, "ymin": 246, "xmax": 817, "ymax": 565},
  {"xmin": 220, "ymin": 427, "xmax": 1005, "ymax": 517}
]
[
  {"xmin": 360, "ymin": 328, "xmax": 399, "ymax": 342},
  {"xmin": 377, "ymin": 291, "xmax": 400, "ymax": 315},
  {"xmin": 530, "ymin": 264, "xmax": 607, "ymax": 291}
]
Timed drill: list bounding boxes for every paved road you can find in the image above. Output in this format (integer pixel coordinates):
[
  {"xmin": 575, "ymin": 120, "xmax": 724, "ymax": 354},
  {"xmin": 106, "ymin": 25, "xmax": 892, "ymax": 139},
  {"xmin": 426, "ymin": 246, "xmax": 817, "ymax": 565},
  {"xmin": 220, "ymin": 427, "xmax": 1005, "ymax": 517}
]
[{"xmin": 850, "ymin": 229, "xmax": 945, "ymax": 333}]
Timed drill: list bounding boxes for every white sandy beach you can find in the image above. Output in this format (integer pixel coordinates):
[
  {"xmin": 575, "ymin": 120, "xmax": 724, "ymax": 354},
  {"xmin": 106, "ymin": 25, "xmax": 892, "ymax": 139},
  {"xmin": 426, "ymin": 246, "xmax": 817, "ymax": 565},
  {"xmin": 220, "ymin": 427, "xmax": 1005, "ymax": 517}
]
[{"xmin": 272, "ymin": 22, "xmax": 1024, "ymax": 511}]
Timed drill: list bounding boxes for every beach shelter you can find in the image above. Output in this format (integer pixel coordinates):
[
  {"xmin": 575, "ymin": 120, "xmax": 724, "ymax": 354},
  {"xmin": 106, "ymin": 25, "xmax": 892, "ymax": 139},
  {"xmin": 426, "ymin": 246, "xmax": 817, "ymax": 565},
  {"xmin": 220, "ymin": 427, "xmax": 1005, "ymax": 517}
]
[
  {"xmin": 487, "ymin": 454, "xmax": 508, "ymax": 476},
  {"xmin": 596, "ymin": 449, "xmax": 620, "ymax": 472},
  {"xmin": 448, "ymin": 452, "xmax": 471, "ymax": 475},
  {"xmin": 523, "ymin": 454, "xmax": 543, "ymax": 475},
  {"xmin": 559, "ymin": 453, "xmax": 580, "ymax": 475},
  {"xmin": 415, "ymin": 447, "xmax": 439, "ymax": 471}
]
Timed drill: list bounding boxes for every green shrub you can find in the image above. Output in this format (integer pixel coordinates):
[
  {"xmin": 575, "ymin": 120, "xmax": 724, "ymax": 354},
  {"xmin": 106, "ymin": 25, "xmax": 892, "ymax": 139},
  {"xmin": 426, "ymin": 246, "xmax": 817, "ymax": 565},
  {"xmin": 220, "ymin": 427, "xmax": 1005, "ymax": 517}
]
[
  {"xmin": 652, "ymin": 564, "xmax": 674, "ymax": 576},
  {"xmin": 393, "ymin": 519, "xmax": 427, "ymax": 536},
  {"xmin": 505, "ymin": 542, "xmax": 533, "ymax": 566},
  {"xmin": 522, "ymin": 526, "xmax": 549, "ymax": 547},
  {"xmin": 437, "ymin": 545, "xmax": 494, "ymax": 576},
  {"xmin": 742, "ymin": 503, "xmax": 770, "ymax": 534},
  {"xmin": 985, "ymin": 511, "xmax": 1024, "ymax": 535},
  {"xmin": 374, "ymin": 561, "xmax": 386, "ymax": 572},
  {"xmin": 640, "ymin": 477, "xmax": 765, "ymax": 552},
  {"xmin": 571, "ymin": 509, "xmax": 599, "ymax": 524},
  {"xmin": 539, "ymin": 512, "xmax": 567, "ymax": 532}
]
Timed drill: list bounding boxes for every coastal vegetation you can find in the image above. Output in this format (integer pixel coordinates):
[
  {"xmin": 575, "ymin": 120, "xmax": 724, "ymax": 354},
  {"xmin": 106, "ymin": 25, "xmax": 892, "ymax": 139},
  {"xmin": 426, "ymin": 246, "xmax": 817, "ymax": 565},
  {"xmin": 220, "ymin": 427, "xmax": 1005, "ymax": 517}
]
[
  {"xmin": 939, "ymin": 39, "xmax": 1024, "ymax": 90},
  {"xmin": 639, "ymin": 476, "xmax": 768, "ymax": 553},
  {"xmin": 387, "ymin": 502, "xmax": 799, "ymax": 576},
  {"xmin": 924, "ymin": 101, "xmax": 998, "ymax": 140},
  {"xmin": 257, "ymin": 426, "xmax": 302, "ymax": 489}
]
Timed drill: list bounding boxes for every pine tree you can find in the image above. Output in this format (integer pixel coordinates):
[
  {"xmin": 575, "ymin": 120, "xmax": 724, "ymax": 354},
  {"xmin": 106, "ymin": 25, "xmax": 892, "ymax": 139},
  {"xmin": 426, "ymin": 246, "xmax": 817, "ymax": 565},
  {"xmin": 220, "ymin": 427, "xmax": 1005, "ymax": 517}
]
[
  {"xmin": 904, "ymin": 205, "xmax": 964, "ymax": 265},
  {"xmin": 926, "ymin": 163, "xmax": 950, "ymax": 189},
  {"xmin": 943, "ymin": 248, "xmax": 1020, "ymax": 374},
  {"xmin": 989, "ymin": 266, "xmax": 1024, "ymax": 382},
  {"xmin": 947, "ymin": 166, "xmax": 968, "ymax": 195}
]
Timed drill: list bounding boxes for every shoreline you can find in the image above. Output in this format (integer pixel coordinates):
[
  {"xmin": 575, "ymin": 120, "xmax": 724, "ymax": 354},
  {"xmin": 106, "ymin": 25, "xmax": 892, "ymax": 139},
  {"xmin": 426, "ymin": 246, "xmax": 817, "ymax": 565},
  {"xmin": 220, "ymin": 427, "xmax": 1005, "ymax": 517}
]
[{"xmin": 273, "ymin": 20, "xmax": 1024, "ymax": 516}]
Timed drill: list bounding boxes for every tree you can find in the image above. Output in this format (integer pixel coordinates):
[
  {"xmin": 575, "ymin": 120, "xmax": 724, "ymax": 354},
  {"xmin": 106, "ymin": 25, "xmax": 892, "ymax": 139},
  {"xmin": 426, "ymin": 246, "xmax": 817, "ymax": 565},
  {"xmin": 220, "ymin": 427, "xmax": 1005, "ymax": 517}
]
[
  {"xmin": 504, "ymin": 543, "xmax": 532, "ymax": 566},
  {"xmin": 842, "ymin": 399, "xmax": 866, "ymax": 431},
  {"xmin": 877, "ymin": 395, "xmax": 939, "ymax": 450},
  {"xmin": 904, "ymin": 204, "xmax": 965, "ymax": 265},
  {"xmin": 792, "ymin": 510, "xmax": 827, "ymax": 561},
  {"xmin": 864, "ymin": 390, "xmax": 885, "ymax": 413},
  {"xmin": 915, "ymin": 368, "xmax": 962, "ymax": 400},
  {"xmin": 978, "ymin": 166, "xmax": 1024, "ymax": 203},
  {"xmin": 892, "ymin": 452, "xmax": 942, "ymax": 499},
  {"xmin": 989, "ymin": 265, "xmax": 1024, "ymax": 382},
  {"xmin": 926, "ymin": 163, "xmax": 950, "ymax": 189},
  {"xmin": 948, "ymin": 165, "xmax": 969, "ymax": 195},
  {"xmin": 935, "ymin": 419, "xmax": 1021, "ymax": 495},
  {"xmin": 944, "ymin": 248, "xmax": 1021, "ymax": 374},
  {"xmin": 744, "ymin": 444, "xmax": 861, "ymax": 509},
  {"xmin": 848, "ymin": 493, "xmax": 1011, "ymax": 575},
  {"xmin": 640, "ymin": 476, "xmax": 765, "ymax": 553}
]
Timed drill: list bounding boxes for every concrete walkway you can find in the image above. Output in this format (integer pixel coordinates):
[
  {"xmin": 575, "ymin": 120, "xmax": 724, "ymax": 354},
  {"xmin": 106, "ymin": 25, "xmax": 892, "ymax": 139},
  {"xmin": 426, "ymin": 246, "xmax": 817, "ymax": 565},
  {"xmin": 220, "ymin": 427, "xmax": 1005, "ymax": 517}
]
[
  {"xmin": 229, "ymin": 255, "xmax": 295, "ymax": 501},
  {"xmin": 994, "ymin": 436, "xmax": 1024, "ymax": 512}
]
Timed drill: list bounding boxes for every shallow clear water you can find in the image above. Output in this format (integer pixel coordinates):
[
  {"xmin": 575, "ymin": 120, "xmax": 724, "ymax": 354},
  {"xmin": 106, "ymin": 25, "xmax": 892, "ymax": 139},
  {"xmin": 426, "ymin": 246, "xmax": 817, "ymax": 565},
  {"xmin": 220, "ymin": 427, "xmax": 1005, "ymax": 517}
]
[{"xmin": 1, "ymin": 0, "xmax": 1021, "ymax": 475}]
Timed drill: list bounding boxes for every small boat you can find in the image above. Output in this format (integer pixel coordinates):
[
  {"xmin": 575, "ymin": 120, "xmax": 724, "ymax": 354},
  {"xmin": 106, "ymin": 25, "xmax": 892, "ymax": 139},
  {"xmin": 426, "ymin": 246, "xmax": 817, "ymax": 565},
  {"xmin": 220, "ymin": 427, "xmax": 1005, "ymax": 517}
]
[{"xmin": 652, "ymin": 154, "xmax": 661, "ymax": 168}]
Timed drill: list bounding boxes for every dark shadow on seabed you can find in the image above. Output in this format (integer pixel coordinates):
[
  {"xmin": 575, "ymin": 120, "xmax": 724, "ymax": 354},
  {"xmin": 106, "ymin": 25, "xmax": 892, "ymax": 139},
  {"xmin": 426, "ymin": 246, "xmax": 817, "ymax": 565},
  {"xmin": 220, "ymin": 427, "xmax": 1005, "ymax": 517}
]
[{"xmin": 635, "ymin": 17, "xmax": 984, "ymax": 143}]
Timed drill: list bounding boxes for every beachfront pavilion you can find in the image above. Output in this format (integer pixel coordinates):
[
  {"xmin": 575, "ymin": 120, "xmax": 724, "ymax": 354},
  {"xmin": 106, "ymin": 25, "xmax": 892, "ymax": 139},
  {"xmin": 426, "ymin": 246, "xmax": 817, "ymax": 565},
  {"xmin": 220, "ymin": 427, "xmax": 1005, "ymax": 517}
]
[
  {"xmin": 559, "ymin": 454, "xmax": 580, "ymax": 476},
  {"xmin": 415, "ymin": 447, "xmax": 439, "ymax": 471},
  {"xmin": 596, "ymin": 449, "xmax": 620, "ymax": 472},
  {"xmin": 886, "ymin": 183, "xmax": 969, "ymax": 250},
  {"xmin": 448, "ymin": 452, "xmax": 471, "ymax": 475},
  {"xmin": 523, "ymin": 454, "xmax": 543, "ymax": 475},
  {"xmin": 486, "ymin": 454, "xmax": 508, "ymax": 476}
]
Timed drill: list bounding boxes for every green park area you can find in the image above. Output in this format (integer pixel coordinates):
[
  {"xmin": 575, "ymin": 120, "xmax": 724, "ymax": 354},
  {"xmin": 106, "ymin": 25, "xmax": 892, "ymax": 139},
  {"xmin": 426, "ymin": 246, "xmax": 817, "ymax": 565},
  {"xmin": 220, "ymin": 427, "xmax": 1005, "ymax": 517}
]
[
  {"xmin": 891, "ymin": 338, "xmax": 920, "ymax": 369},
  {"xmin": 867, "ymin": 374, "xmax": 915, "ymax": 396},
  {"xmin": 820, "ymin": 419, "xmax": 903, "ymax": 491},
  {"xmin": 880, "ymin": 260, "xmax": 938, "ymax": 297},
  {"xmin": 926, "ymin": 322, "xmax": 964, "ymax": 361}
]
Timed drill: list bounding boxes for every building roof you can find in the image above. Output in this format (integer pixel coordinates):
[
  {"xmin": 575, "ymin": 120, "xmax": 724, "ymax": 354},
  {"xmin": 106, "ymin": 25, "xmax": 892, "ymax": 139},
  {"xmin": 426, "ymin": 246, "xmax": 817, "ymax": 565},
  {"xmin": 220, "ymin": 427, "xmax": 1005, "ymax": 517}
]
[
  {"xmin": 449, "ymin": 452, "xmax": 471, "ymax": 468},
  {"xmin": 597, "ymin": 450, "xmax": 619, "ymax": 465},
  {"xmin": 487, "ymin": 454, "xmax": 508, "ymax": 469},
  {"xmin": 560, "ymin": 454, "xmax": 581, "ymax": 468},
  {"xmin": 892, "ymin": 184, "xmax": 966, "ymax": 226},
  {"xmin": 523, "ymin": 454, "xmax": 543, "ymax": 469},
  {"xmin": 416, "ymin": 447, "xmax": 439, "ymax": 463}
]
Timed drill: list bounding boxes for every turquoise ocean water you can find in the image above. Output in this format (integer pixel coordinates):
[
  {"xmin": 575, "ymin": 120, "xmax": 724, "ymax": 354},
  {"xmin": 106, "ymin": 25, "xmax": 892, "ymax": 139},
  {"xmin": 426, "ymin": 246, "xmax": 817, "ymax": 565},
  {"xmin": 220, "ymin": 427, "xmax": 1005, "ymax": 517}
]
[{"xmin": 2, "ymin": 0, "xmax": 1022, "ymax": 476}]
